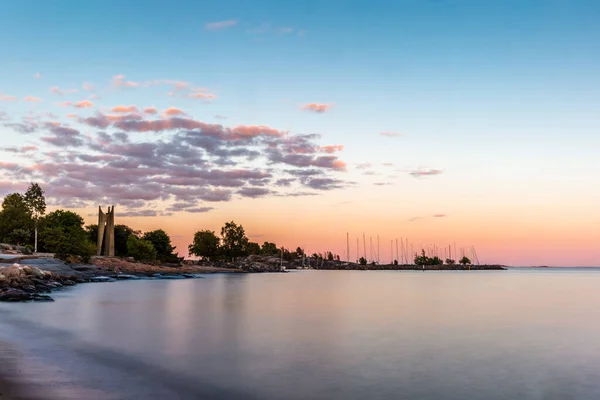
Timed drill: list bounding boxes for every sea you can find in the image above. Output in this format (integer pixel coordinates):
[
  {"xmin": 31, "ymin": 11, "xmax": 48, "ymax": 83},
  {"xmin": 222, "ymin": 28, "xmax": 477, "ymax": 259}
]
[{"xmin": 1, "ymin": 268, "xmax": 600, "ymax": 399}]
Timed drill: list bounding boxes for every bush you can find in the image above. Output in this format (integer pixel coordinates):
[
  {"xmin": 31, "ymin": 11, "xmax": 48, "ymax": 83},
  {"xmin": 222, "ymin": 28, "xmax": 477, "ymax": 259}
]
[
  {"xmin": 359, "ymin": 257, "xmax": 367, "ymax": 265},
  {"xmin": 127, "ymin": 236, "xmax": 157, "ymax": 262},
  {"xmin": 39, "ymin": 210, "xmax": 95, "ymax": 263}
]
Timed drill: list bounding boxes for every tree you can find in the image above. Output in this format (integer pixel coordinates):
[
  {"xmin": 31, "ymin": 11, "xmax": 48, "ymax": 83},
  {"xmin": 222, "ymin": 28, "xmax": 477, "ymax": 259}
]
[
  {"xmin": 446, "ymin": 258, "xmax": 456, "ymax": 265},
  {"xmin": 393, "ymin": 259, "xmax": 398, "ymax": 265},
  {"xmin": 295, "ymin": 247, "xmax": 304, "ymax": 257},
  {"xmin": 39, "ymin": 210, "xmax": 95, "ymax": 263},
  {"xmin": 327, "ymin": 251, "xmax": 334, "ymax": 261},
  {"xmin": 127, "ymin": 236, "xmax": 157, "ymax": 262},
  {"xmin": 8, "ymin": 228, "xmax": 31, "ymax": 246},
  {"xmin": 359, "ymin": 257, "xmax": 367, "ymax": 265},
  {"xmin": 460, "ymin": 256, "xmax": 471, "ymax": 266},
  {"xmin": 261, "ymin": 241, "xmax": 278, "ymax": 255},
  {"xmin": 221, "ymin": 221, "xmax": 249, "ymax": 258},
  {"xmin": 24, "ymin": 183, "xmax": 46, "ymax": 253},
  {"xmin": 246, "ymin": 242, "xmax": 261, "ymax": 255},
  {"xmin": 188, "ymin": 230, "xmax": 220, "ymax": 259},
  {"xmin": 86, "ymin": 224, "xmax": 139, "ymax": 257},
  {"xmin": 0, "ymin": 193, "xmax": 33, "ymax": 244},
  {"xmin": 142, "ymin": 229, "xmax": 180, "ymax": 263}
]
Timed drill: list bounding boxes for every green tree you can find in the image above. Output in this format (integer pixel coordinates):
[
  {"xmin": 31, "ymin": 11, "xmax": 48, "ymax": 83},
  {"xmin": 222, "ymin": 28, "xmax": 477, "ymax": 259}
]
[
  {"xmin": 39, "ymin": 210, "xmax": 95, "ymax": 263},
  {"xmin": 8, "ymin": 228, "xmax": 31, "ymax": 246},
  {"xmin": 127, "ymin": 235, "xmax": 157, "ymax": 262},
  {"xmin": 188, "ymin": 230, "xmax": 220, "ymax": 259},
  {"xmin": 142, "ymin": 229, "xmax": 180, "ymax": 263},
  {"xmin": 459, "ymin": 256, "xmax": 471, "ymax": 266},
  {"xmin": 246, "ymin": 241, "xmax": 261, "ymax": 255},
  {"xmin": 24, "ymin": 183, "xmax": 46, "ymax": 253},
  {"xmin": 359, "ymin": 257, "xmax": 367, "ymax": 265},
  {"xmin": 261, "ymin": 241, "xmax": 278, "ymax": 255},
  {"xmin": 221, "ymin": 221, "xmax": 249, "ymax": 258},
  {"xmin": 0, "ymin": 193, "xmax": 33, "ymax": 243}
]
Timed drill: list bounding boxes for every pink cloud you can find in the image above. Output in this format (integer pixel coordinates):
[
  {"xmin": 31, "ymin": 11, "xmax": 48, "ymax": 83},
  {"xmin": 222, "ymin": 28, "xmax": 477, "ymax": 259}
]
[
  {"xmin": 112, "ymin": 74, "xmax": 140, "ymax": 88},
  {"xmin": 188, "ymin": 91, "xmax": 216, "ymax": 100},
  {"xmin": 205, "ymin": 20, "xmax": 237, "ymax": 30},
  {"xmin": 143, "ymin": 107, "xmax": 158, "ymax": 115},
  {"xmin": 319, "ymin": 145, "xmax": 343, "ymax": 153},
  {"xmin": 433, "ymin": 214, "xmax": 446, "ymax": 218},
  {"xmin": 380, "ymin": 132, "xmax": 403, "ymax": 137},
  {"xmin": 24, "ymin": 96, "xmax": 43, "ymax": 102},
  {"xmin": 74, "ymin": 100, "xmax": 94, "ymax": 108},
  {"xmin": 230, "ymin": 125, "xmax": 285, "ymax": 139},
  {"xmin": 82, "ymin": 82, "xmax": 95, "ymax": 91},
  {"xmin": 409, "ymin": 169, "xmax": 443, "ymax": 178},
  {"xmin": 58, "ymin": 101, "xmax": 73, "ymax": 107},
  {"xmin": 0, "ymin": 94, "xmax": 16, "ymax": 101},
  {"xmin": 49, "ymin": 86, "xmax": 78, "ymax": 96},
  {"xmin": 302, "ymin": 103, "xmax": 331, "ymax": 113},
  {"xmin": 112, "ymin": 105, "xmax": 139, "ymax": 113},
  {"xmin": 34, "ymin": 73, "xmax": 42, "ymax": 79},
  {"xmin": 162, "ymin": 107, "xmax": 186, "ymax": 117}
]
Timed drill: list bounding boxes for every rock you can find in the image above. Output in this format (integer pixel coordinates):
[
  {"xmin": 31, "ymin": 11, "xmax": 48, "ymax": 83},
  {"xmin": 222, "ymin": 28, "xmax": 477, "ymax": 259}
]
[
  {"xmin": 113, "ymin": 274, "xmax": 142, "ymax": 280},
  {"xmin": 0, "ymin": 243, "xmax": 13, "ymax": 251},
  {"xmin": 32, "ymin": 294, "xmax": 54, "ymax": 302},
  {"xmin": 125, "ymin": 257, "xmax": 135, "ymax": 263},
  {"xmin": 0, "ymin": 288, "xmax": 31, "ymax": 301},
  {"xmin": 90, "ymin": 276, "xmax": 116, "ymax": 283}
]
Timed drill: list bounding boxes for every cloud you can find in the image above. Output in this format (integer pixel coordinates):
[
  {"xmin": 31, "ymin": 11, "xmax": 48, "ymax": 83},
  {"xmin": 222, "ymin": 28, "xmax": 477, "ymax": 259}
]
[
  {"xmin": 319, "ymin": 145, "xmax": 343, "ymax": 153},
  {"xmin": 34, "ymin": 73, "xmax": 42, "ymax": 79},
  {"xmin": 82, "ymin": 82, "xmax": 95, "ymax": 91},
  {"xmin": 409, "ymin": 169, "xmax": 443, "ymax": 178},
  {"xmin": 40, "ymin": 124, "xmax": 84, "ymax": 147},
  {"xmin": 433, "ymin": 214, "xmax": 446, "ymax": 218},
  {"xmin": 112, "ymin": 105, "xmax": 139, "ymax": 113},
  {"xmin": 24, "ymin": 96, "xmax": 43, "ymax": 102},
  {"xmin": 74, "ymin": 100, "xmax": 94, "ymax": 108},
  {"xmin": 1, "ymin": 145, "xmax": 37, "ymax": 154},
  {"xmin": 306, "ymin": 178, "xmax": 347, "ymax": 190},
  {"xmin": 355, "ymin": 163, "xmax": 372, "ymax": 170},
  {"xmin": 380, "ymin": 132, "xmax": 403, "ymax": 137},
  {"xmin": 49, "ymin": 86, "xmax": 78, "ymax": 96},
  {"xmin": 142, "ymin": 107, "xmax": 158, "ymax": 115},
  {"xmin": 187, "ymin": 91, "xmax": 216, "ymax": 100},
  {"xmin": 162, "ymin": 107, "xmax": 186, "ymax": 117},
  {"xmin": 205, "ymin": 20, "xmax": 237, "ymax": 30},
  {"xmin": 112, "ymin": 74, "xmax": 140, "ymax": 88},
  {"xmin": 1, "ymin": 94, "xmax": 16, "ymax": 101},
  {"xmin": 0, "ymin": 111, "xmax": 9, "ymax": 121},
  {"xmin": 1, "ymin": 108, "xmax": 353, "ymax": 213},
  {"xmin": 215, "ymin": 115, "xmax": 227, "ymax": 120},
  {"xmin": 301, "ymin": 103, "xmax": 332, "ymax": 113},
  {"xmin": 238, "ymin": 187, "xmax": 270, "ymax": 198}
]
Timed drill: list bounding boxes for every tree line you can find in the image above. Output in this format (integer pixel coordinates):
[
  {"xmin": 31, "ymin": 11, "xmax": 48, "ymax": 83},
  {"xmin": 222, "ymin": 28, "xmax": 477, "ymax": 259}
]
[
  {"xmin": 188, "ymin": 221, "xmax": 343, "ymax": 262},
  {"xmin": 0, "ymin": 184, "xmax": 180, "ymax": 264}
]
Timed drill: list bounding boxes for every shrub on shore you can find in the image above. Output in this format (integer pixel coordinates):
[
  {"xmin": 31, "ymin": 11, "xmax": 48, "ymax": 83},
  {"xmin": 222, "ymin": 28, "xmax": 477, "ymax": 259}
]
[{"xmin": 127, "ymin": 236, "xmax": 157, "ymax": 262}]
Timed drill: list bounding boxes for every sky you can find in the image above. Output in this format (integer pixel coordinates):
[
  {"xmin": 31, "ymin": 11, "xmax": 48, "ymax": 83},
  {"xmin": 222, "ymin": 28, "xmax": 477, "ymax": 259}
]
[{"xmin": 1, "ymin": 0, "xmax": 599, "ymax": 266}]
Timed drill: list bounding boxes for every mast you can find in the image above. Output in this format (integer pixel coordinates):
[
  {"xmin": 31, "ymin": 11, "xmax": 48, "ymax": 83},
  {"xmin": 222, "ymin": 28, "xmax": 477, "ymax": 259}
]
[
  {"xmin": 363, "ymin": 233, "xmax": 367, "ymax": 260},
  {"xmin": 346, "ymin": 232, "xmax": 350, "ymax": 263}
]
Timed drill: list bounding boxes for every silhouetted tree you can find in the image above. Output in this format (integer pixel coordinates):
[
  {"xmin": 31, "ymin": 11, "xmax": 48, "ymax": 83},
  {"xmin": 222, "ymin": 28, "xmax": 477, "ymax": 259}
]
[
  {"xmin": 188, "ymin": 230, "xmax": 220, "ymax": 260},
  {"xmin": 143, "ymin": 229, "xmax": 180, "ymax": 263},
  {"xmin": 221, "ymin": 221, "xmax": 249, "ymax": 258},
  {"xmin": 460, "ymin": 256, "xmax": 471, "ymax": 266}
]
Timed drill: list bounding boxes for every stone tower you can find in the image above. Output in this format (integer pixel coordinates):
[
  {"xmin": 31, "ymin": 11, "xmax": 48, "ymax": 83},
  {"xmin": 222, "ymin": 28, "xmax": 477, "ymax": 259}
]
[{"xmin": 97, "ymin": 206, "xmax": 115, "ymax": 256}]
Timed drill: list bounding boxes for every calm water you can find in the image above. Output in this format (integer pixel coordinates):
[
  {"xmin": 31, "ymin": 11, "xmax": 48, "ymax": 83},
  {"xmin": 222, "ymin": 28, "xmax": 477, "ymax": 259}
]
[{"xmin": 2, "ymin": 269, "xmax": 600, "ymax": 399}]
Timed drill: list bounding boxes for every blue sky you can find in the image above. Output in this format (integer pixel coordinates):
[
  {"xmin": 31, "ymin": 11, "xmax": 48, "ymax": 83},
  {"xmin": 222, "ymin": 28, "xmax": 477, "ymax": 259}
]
[{"xmin": 1, "ymin": 0, "xmax": 599, "ymax": 264}]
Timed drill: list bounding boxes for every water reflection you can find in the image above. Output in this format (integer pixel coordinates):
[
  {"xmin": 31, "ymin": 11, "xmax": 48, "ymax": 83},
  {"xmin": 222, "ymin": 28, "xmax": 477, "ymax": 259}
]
[{"xmin": 1, "ymin": 270, "xmax": 600, "ymax": 399}]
